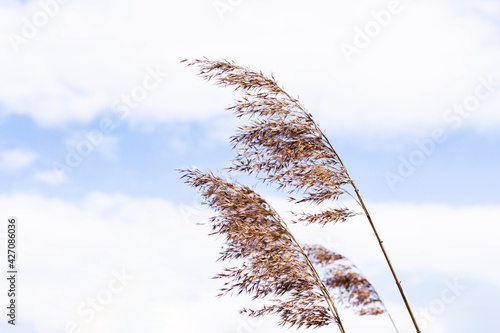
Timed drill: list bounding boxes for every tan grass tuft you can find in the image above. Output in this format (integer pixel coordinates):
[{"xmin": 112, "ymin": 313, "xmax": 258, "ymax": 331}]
[
  {"xmin": 183, "ymin": 58, "xmax": 353, "ymax": 210},
  {"xmin": 180, "ymin": 168, "xmax": 341, "ymax": 329},
  {"xmin": 181, "ymin": 58, "xmax": 420, "ymax": 333},
  {"xmin": 304, "ymin": 244, "xmax": 385, "ymax": 316}
]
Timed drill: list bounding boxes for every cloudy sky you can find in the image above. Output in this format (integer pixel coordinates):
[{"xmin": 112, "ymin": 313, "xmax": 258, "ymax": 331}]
[{"xmin": 0, "ymin": 0, "xmax": 499, "ymax": 332}]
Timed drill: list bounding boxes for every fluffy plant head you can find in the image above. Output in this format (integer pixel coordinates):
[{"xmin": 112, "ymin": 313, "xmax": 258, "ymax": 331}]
[
  {"xmin": 181, "ymin": 58, "xmax": 418, "ymax": 333},
  {"xmin": 183, "ymin": 59, "xmax": 354, "ymax": 210},
  {"xmin": 180, "ymin": 168, "xmax": 339, "ymax": 329},
  {"xmin": 180, "ymin": 168, "xmax": 388, "ymax": 331},
  {"xmin": 305, "ymin": 244, "xmax": 385, "ymax": 316}
]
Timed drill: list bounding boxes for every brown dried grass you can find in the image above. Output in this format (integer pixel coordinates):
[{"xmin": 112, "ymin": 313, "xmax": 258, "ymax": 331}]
[
  {"xmin": 180, "ymin": 169, "xmax": 339, "ymax": 329},
  {"xmin": 304, "ymin": 244, "xmax": 385, "ymax": 316},
  {"xmin": 179, "ymin": 58, "xmax": 406, "ymax": 332}
]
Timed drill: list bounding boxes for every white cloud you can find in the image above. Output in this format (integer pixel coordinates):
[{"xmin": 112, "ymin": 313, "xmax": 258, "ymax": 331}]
[
  {"xmin": 0, "ymin": 0, "xmax": 499, "ymax": 138},
  {"xmin": 274, "ymin": 198, "xmax": 500, "ymax": 286},
  {"xmin": 0, "ymin": 191, "xmax": 497, "ymax": 332},
  {"xmin": 0, "ymin": 148, "xmax": 36, "ymax": 171},
  {"xmin": 0, "ymin": 191, "xmax": 219, "ymax": 332},
  {"xmin": 34, "ymin": 169, "xmax": 68, "ymax": 185}
]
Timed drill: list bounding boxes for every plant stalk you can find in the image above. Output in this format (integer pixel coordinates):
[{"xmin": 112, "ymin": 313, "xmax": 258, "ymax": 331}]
[
  {"xmin": 243, "ymin": 191, "xmax": 347, "ymax": 332},
  {"xmin": 293, "ymin": 236, "xmax": 347, "ymax": 333},
  {"xmin": 349, "ymin": 181, "xmax": 421, "ymax": 333},
  {"xmin": 324, "ymin": 141, "xmax": 421, "ymax": 333},
  {"xmin": 267, "ymin": 203, "xmax": 347, "ymax": 333},
  {"xmin": 278, "ymin": 89, "xmax": 420, "ymax": 332}
]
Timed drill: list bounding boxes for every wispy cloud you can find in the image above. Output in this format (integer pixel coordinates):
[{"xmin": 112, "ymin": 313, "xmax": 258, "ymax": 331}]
[
  {"xmin": 34, "ymin": 169, "xmax": 68, "ymax": 185},
  {"xmin": 0, "ymin": 148, "xmax": 36, "ymax": 171}
]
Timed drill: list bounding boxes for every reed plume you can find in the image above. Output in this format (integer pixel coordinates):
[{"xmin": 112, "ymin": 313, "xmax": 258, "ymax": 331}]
[
  {"xmin": 183, "ymin": 58, "xmax": 420, "ymax": 333},
  {"xmin": 181, "ymin": 58, "xmax": 419, "ymax": 332},
  {"xmin": 180, "ymin": 168, "xmax": 388, "ymax": 332},
  {"xmin": 304, "ymin": 244, "xmax": 384, "ymax": 316}
]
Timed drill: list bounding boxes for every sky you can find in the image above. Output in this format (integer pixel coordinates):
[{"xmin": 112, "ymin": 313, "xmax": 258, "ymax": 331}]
[{"xmin": 0, "ymin": 0, "xmax": 499, "ymax": 332}]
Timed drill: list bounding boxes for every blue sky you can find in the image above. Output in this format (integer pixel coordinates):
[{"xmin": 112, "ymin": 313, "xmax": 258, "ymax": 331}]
[
  {"xmin": 3, "ymin": 112, "xmax": 499, "ymax": 205},
  {"xmin": 0, "ymin": 0, "xmax": 499, "ymax": 332}
]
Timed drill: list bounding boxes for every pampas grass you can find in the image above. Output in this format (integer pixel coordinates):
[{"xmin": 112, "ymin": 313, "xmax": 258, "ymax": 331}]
[{"xmin": 179, "ymin": 58, "xmax": 420, "ymax": 332}]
